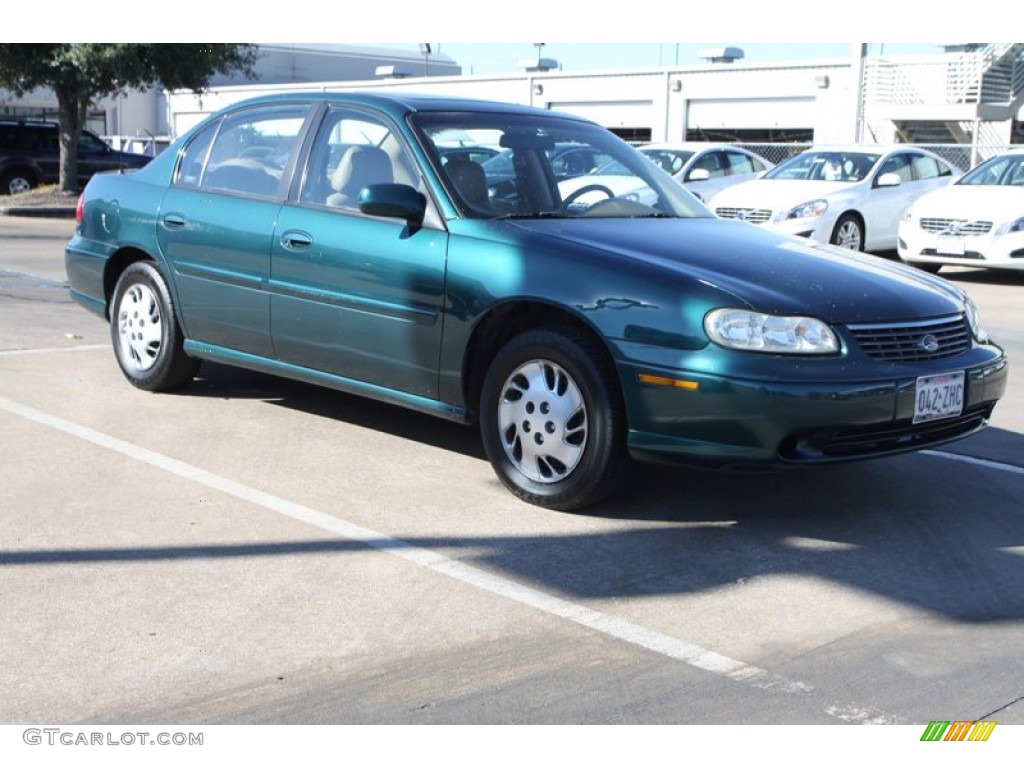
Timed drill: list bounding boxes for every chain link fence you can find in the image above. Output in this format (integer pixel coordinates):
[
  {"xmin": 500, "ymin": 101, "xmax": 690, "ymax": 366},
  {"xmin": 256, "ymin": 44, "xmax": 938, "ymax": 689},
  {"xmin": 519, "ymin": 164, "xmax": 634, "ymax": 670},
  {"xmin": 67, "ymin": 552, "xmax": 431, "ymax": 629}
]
[{"xmin": 734, "ymin": 143, "xmax": 1019, "ymax": 173}]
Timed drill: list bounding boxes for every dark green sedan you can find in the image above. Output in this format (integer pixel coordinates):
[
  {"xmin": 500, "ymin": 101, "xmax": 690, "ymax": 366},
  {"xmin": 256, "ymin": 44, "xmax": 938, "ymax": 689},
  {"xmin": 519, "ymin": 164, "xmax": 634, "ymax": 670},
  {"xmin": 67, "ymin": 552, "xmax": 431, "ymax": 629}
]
[{"xmin": 65, "ymin": 93, "xmax": 1008, "ymax": 510}]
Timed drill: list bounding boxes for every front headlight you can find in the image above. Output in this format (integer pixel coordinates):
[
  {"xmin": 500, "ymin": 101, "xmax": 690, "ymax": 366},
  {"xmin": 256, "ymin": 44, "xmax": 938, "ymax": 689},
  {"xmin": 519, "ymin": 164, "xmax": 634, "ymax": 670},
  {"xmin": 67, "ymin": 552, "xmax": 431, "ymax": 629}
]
[
  {"xmin": 784, "ymin": 199, "xmax": 828, "ymax": 221},
  {"xmin": 963, "ymin": 295, "xmax": 989, "ymax": 343},
  {"xmin": 705, "ymin": 309, "xmax": 839, "ymax": 354},
  {"xmin": 995, "ymin": 217, "xmax": 1024, "ymax": 235}
]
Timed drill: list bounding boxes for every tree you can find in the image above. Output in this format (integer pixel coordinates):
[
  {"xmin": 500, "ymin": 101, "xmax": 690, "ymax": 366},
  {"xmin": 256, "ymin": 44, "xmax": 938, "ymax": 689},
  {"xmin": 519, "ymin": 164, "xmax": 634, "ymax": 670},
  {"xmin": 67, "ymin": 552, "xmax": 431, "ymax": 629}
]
[{"xmin": 0, "ymin": 44, "xmax": 257, "ymax": 193}]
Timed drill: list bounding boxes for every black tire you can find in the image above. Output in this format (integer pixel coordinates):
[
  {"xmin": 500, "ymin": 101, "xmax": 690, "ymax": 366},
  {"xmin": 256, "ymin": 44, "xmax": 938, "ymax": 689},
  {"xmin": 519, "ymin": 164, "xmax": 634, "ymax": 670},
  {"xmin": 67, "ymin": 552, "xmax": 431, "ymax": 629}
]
[
  {"xmin": 915, "ymin": 263, "xmax": 943, "ymax": 274},
  {"xmin": 830, "ymin": 213, "xmax": 864, "ymax": 251},
  {"xmin": 109, "ymin": 261, "xmax": 199, "ymax": 391},
  {"xmin": 479, "ymin": 326, "xmax": 629, "ymax": 510},
  {"xmin": 1, "ymin": 168, "xmax": 36, "ymax": 195}
]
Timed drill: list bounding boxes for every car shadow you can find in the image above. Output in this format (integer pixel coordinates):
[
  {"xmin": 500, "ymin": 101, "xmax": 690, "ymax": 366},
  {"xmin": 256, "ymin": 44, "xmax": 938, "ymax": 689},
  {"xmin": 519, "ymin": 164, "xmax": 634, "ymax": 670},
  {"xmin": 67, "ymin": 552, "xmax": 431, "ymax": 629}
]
[{"xmin": 77, "ymin": 360, "xmax": 1023, "ymax": 624}]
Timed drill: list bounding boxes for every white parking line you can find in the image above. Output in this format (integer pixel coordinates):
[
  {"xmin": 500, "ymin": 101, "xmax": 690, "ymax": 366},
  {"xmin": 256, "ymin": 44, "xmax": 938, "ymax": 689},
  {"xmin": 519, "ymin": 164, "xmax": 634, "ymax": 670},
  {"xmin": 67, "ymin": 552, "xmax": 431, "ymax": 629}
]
[
  {"xmin": 0, "ymin": 344, "xmax": 109, "ymax": 356},
  {"xmin": 1, "ymin": 393, "xmax": 902, "ymax": 724},
  {"xmin": 923, "ymin": 449, "xmax": 1024, "ymax": 476}
]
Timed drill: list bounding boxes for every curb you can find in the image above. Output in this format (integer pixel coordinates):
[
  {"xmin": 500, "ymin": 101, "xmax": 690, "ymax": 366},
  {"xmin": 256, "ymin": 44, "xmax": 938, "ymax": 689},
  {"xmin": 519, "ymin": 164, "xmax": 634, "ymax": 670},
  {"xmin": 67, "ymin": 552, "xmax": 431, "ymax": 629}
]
[{"xmin": 0, "ymin": 207, "xmax": 77, "ymax": 219}]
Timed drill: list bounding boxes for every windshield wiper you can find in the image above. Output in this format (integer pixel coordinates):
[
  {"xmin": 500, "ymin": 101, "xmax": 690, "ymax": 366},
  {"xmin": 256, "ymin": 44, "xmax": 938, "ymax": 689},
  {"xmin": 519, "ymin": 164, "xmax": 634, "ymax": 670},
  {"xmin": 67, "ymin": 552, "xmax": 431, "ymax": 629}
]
[{"xmin": 491, "ymin": 211, "xmax": 573, "ymax": 220}]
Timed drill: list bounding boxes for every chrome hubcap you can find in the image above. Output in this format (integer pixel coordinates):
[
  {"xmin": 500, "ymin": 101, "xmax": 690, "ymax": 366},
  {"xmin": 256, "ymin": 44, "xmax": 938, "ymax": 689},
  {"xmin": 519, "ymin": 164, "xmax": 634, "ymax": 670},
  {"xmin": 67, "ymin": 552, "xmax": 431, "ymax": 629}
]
[
  {"xmin": 8, "ymin": 177, "xmax": 31, "ymax": 195},
  {"xmin": 497, "ymin": 360, "xmax": 587, "ymax": 483},
  {"xmin": 116, "ymin": 283, "xmax": 162, "ymax": 372}
]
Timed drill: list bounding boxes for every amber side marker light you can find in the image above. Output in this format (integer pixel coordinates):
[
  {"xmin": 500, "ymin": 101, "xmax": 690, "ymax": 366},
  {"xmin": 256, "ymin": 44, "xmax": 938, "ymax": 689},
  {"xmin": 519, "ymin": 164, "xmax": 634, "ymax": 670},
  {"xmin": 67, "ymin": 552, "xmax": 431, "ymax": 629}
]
[{"xmin": 637, "ymin": 373, "xmax": 700, "ymax": 391}]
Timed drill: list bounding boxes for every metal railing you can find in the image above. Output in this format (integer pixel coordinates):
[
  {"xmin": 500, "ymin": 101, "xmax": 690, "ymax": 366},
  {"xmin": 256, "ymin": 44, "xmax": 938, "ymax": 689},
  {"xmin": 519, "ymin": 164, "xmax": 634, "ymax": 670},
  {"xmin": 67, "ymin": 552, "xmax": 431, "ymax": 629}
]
[{"xmin": 864, "ymin": 44, "xmax": 1024, "ymax": 107}]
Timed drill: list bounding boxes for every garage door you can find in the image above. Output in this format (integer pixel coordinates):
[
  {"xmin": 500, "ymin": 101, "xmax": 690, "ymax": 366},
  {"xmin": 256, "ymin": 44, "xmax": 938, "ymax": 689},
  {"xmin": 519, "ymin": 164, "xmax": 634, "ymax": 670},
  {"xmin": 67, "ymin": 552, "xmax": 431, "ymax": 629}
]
[
  {"xmin": 547, "ymin": 101, "xmax": 654, "ymax": 129},
  {"xmin": 687, "ymin": 97, "xmax": 815, "ymax": 130}
]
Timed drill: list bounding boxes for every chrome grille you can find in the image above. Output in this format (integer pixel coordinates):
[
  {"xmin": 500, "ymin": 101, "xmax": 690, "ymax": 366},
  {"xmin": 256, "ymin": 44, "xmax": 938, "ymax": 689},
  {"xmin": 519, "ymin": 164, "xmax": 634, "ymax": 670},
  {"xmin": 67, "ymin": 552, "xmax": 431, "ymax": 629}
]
[
  {"xmin": 715, "ymin": 207, "xmax": 772, "ymax": 224},
  {"xmin": 846, "ymin": 315, "xmax": 971, "ymax": 362},
  {"xmin": 920, "ymin": 218, "xmax": 992, "ymax": 235}
]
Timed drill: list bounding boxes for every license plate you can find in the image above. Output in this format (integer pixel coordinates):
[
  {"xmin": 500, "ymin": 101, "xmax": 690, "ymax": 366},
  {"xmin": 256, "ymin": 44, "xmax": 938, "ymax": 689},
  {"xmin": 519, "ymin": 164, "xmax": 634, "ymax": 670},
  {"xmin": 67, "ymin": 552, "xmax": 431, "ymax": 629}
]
[
  {"xmin": 914, "ymin": 371, "xmax": 965, "ymax": 424},
  {"xmin": 936, "ymin": 237, "xmax": 965, "ymax": 256}
]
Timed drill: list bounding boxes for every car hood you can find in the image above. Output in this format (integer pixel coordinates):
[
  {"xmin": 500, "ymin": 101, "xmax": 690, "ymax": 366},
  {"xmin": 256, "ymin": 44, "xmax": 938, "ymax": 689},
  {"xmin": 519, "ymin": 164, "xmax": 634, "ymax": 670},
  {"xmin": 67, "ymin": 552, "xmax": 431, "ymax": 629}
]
[
  {"xmin": 711, "ymin": 178, "xmax": 857, "ymax": 210},
  {"xmin": 504, "ymin": 217, "xmax": 965, "ymax": 323},
  {"xmin": 911, "ymin": 184, "xmax": 1024, "ymax": 222}
]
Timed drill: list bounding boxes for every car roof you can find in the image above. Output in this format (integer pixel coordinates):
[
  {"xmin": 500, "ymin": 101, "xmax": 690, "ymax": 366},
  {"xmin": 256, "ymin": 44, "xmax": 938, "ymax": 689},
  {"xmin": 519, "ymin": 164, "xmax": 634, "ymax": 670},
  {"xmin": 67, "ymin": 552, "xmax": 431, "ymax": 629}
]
[
  {"xmin": 219, "ymin": 91, "xmax": 592, "ymax": 124},
  {"xmin": 641, "ymin": 142, "xmax": 750, "ymax": 152},
  {"xmin": 798, "ymin": 145, "xmax": 933, "ymax": 156}
]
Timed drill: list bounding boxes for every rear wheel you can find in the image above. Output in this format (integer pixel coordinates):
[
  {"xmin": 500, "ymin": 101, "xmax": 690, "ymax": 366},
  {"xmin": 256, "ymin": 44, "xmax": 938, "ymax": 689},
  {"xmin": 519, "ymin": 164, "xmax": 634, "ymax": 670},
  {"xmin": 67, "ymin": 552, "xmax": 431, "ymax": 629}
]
[
  {"xmin": 479, "ymin": 327, "xmax": 629, "ymax": 510},
  {"xmin": 830, "ymin": 214, "xmax": 863, "ymax": 251},
  {"xmin": 110, "ymin": 261, "xmax": 199, "ymax": 391}
]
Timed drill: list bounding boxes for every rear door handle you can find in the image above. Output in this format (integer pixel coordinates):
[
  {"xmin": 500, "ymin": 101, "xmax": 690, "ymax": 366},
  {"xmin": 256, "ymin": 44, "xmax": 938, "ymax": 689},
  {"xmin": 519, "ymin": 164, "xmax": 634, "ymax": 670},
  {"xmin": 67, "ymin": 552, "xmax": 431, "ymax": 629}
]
[
  {"xmin": 161, "ymin": 213, "xmax": 186, "ymax": 229},
  {"xmin": 280, "ymin": 230, "xmax": 313, "ymax": 250}
]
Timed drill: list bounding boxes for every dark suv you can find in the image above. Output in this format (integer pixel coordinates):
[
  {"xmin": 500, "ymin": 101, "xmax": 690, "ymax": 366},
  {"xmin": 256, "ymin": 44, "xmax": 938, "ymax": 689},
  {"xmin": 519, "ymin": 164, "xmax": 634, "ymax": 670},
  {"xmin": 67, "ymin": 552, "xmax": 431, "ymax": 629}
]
[{"xmin": 0, "ymin": 120, "xmax": 152, "ymax": 195}]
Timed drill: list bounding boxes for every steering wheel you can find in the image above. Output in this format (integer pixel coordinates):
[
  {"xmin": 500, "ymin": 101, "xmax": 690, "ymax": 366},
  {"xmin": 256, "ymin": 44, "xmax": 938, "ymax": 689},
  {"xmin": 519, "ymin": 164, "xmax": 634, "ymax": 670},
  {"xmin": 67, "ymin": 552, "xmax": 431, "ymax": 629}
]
[{"xmin": 560, "ymin": 184, "xmax": 615, "ymax": 211}]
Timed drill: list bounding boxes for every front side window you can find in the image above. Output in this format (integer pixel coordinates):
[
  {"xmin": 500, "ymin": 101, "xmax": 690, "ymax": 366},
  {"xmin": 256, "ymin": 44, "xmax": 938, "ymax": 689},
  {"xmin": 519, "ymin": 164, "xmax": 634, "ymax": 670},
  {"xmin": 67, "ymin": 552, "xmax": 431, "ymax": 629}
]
[
  {"xmin": 877, "ymin": 153, "xmax": 913, "ymax": 184},
  {"xmin": 691, "ymin": 151, "xmax": 726, "ymax": 178},
  {"xmin": 641, "ymin": 149, "xmax": 693, "ymax": 176},
  {"xmin": 78, "ymin": 132, "xmax": 110, "ymax": 154},
  {"xmin": 724, "ymin": 151, "xmax": 763, "ymax": 175},
  {"xmin": 298, "ymin": 106, "xmax": 418, "ymax": 209},
  {"xmin": 910, "ymin": 154, "xmax": 941, "ymax": 181}
]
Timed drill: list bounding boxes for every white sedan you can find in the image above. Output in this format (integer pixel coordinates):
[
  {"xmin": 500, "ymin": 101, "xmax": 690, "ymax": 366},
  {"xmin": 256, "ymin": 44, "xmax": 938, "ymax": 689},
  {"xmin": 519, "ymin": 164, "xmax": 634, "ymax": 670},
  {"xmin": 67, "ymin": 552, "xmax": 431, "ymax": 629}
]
[
  {"xmin": 898, "ymin": 149, "xmax": 1024, "ymax": 273},
  {"xmin": 639, "ymin": 143, "xmax": 774, "ymax": 201},
  {"xmin": 710, "ymin": 146, "xmax": 961, "ymax": 252}
]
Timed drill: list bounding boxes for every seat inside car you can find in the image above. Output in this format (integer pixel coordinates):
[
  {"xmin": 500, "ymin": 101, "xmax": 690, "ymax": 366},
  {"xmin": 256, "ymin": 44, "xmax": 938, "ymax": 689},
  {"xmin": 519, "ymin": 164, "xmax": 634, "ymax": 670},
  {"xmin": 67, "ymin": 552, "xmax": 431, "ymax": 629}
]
[
  {"xmin": 444, "ymin": 159, "xmax": 493, "ymax": 214},
  {"xmin": 327, "ymin": 145, "xmax": 394, "ymax": 207}
]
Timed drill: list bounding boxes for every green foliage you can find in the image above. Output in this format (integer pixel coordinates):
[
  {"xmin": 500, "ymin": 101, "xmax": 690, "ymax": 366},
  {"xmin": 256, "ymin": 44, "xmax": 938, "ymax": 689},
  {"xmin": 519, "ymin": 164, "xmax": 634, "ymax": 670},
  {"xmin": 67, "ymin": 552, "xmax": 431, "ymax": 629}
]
[
  {"xmin": 0, "ymin": 44, "xmax": 256, "ymax": 192},
  {"xmin": 0, "ymin": 43, "xmax": 257, "ymax": 99}
]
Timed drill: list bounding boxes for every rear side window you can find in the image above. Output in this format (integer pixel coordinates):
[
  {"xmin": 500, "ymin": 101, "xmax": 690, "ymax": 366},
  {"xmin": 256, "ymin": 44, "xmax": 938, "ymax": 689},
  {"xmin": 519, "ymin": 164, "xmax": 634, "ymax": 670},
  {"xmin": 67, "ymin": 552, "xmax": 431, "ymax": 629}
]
[
  {"xmin": 175, "ymin": 122, "xmax": 217, "ymax": 187},
  {"xmin": 175, "ymin": 104, "xmax": 310, "ymax": 198}
]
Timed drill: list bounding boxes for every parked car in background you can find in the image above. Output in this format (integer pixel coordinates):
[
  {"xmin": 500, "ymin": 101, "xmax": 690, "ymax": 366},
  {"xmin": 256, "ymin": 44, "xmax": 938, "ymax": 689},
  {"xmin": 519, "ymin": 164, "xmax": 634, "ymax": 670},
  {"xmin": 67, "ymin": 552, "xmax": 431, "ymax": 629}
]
[
  {"xmin": 0, "ymin": 120, "xmax": 151, "ymax": 194},
  {"xmin": 711, "ymin": 146, "xmax": 961, "ymax": 252},
  {"xmin": 898, "ymin": 149, "xmax": 1024, "ymax": 273},
  {"xmin": 639, "ymin": 143, "xmax": 774, "ymax": 201},
  {"xmin": 66, "ymin": 93, "xmax": 1006, "ymax": 510}
]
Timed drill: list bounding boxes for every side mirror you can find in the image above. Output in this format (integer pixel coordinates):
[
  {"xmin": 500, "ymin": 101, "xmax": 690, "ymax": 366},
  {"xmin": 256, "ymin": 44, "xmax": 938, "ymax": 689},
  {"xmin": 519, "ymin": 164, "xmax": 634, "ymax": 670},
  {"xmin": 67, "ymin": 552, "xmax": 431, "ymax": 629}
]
[
  {"xmin": 876, "ymin": 172, "xmax": 901, "ymax": 188},
  {"xmin": 687, "ymin": 168, "xmax": 711, "ymax": 182},
  {"xmin": 358, "ymin": 183, "xmax": 427, "ymax": 226}
]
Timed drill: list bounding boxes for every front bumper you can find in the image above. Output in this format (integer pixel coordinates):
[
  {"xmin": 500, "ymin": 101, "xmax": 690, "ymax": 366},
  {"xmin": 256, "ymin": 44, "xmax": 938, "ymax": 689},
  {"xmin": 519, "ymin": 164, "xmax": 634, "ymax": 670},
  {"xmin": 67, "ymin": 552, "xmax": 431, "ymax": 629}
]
[
  {"xmin": 621, "ymin": 353, "xmax": 1009, "ymax": 468},
  {"xmin": 898, "ymin": 227, "xmax": 1024, "ymax": 271}
]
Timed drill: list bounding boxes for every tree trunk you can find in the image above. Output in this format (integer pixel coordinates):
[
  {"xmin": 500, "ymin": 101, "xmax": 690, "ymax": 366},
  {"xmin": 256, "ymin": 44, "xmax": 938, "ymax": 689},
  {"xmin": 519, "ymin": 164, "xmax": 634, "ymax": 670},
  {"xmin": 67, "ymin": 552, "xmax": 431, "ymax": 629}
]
[{"xmin": 55, "ymin": 87, "xmax": 88, "ymax": 194}]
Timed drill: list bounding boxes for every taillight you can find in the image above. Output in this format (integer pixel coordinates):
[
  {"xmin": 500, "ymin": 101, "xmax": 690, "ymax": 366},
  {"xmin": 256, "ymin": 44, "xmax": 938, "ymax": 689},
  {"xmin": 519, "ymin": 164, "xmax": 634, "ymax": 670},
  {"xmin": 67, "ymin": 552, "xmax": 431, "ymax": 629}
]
[{"xmin": 75, "ymin": 194, "xmax": 84, "ymax": 223}]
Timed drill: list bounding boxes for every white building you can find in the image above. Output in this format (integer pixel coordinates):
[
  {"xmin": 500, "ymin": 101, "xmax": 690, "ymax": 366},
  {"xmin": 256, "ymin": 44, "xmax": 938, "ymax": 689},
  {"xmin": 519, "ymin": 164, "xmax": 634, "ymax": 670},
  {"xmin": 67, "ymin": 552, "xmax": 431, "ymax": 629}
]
[
  {"xmin": 4, "ymin": 43, "xmax": 1021, "ymax": 165},
  {"xmin": 162, "ymin": 44, "xmax": 1024, "ymax": 169}
]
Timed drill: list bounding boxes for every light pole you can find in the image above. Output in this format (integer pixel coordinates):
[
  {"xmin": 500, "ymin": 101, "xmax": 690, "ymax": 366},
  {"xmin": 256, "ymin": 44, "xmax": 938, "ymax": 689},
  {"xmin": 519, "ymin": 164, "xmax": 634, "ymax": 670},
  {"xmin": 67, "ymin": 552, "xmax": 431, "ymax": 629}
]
[{"xmin": 419, "ymin": 44, "xmax": 432, "ymax": 77}]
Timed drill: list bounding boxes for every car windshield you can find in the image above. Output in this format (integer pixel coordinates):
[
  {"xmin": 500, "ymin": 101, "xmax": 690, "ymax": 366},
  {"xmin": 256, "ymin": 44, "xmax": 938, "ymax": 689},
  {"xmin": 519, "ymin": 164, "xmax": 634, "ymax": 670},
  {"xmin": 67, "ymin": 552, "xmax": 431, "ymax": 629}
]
[
  {"xmin": 957, "ymin": 153, "xmax": 1024, "ymax": 186},
  {"xmin": 765, "ymin": 151, "xmax": 880, "ymax": 183},
  {"xmin": 413, "ymin": 112, "xmax": 709, "ymax": 220}
]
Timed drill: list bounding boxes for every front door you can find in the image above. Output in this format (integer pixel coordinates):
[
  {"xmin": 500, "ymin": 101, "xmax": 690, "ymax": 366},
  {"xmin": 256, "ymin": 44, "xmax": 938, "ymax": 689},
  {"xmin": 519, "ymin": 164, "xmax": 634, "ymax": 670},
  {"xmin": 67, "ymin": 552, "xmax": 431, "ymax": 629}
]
[{"xmin": 269, "ymin": 106, "xmax": 448, "ymax": 398}]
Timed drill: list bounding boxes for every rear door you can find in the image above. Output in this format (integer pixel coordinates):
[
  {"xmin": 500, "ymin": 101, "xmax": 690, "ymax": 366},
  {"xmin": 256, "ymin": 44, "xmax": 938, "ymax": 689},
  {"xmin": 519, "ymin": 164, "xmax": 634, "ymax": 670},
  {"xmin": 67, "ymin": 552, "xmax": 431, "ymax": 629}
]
[{"xmin": 157, "ymin": 102, "xmax": 312, "ymax": 357}]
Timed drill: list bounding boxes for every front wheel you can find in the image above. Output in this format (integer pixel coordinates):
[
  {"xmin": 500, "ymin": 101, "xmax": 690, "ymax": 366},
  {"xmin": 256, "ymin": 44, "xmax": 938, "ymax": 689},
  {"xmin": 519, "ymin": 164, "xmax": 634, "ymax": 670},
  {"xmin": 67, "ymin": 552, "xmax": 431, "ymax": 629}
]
[
  {"xmin": 830, "ymin": 214, "xmax": 864, "ymax": 251},
  {"xmin": 1, "ymin": 168, "xmax": 36, "ymax": 195},
  {"xmin": 479, "ymin": 327, "xmax": 629, "ymax": 510},
  {"xmin": 110, "ymin": 261, "xmax": 200, "ymax": 391}
]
